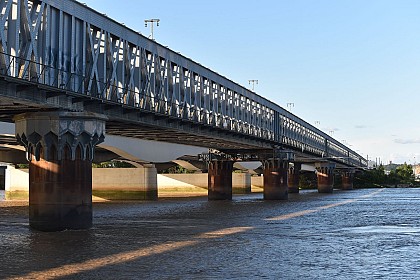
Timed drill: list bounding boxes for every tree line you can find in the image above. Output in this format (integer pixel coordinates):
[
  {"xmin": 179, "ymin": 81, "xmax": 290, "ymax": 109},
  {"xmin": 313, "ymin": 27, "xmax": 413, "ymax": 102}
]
[{"xmin": 354, "ymin": 163, "xmax": 418, "ymax": 188}]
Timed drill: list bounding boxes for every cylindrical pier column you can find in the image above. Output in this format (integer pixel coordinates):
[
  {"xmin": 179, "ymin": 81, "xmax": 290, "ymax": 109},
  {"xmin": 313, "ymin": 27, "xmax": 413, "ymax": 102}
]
[
  {"xmin": 288, "ymin": 162, "xmax": 301, "ymax": 193},
  {"xmin": 315, "ymin": 163, "xmax": 335, "ymax": 193},
  {"xmin": 29, "ymin": 147, "xmax": 93, "ymax": 231},
  {"xmin": 208, "ymin": 160, "xmax": 233, "ymax": 200},
  {"xmin": 263, "ymin": 159, "xmax": 288, "ymax": 200},
  {"xmin": 341, "ymin": 170, "xmax": 355, "ymax": 190},
  {"xmin": 141, "ymin": 164, "xmax": 158, "ymax": 200},
  {"xmin": 14, "ymin": 112, "xmax": 107, "ymax": 231}
]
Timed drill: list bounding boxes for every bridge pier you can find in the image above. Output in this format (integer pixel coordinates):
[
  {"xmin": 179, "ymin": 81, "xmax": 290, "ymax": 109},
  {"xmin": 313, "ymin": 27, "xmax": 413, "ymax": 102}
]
[
  {"xmin": 208, "ymin": 160, "xmax": 233, "ymax": 200},
  {"xmin": 263, "ymin": 159, "xmax": 288, "ymax": 200},
  {"xmin": 140, "ymin": 164, "xmax": 158, "ymax": 199},
  {"xmin": 288, "ymin": 162, "xmax": 301, "ymax": 193},
  {"xmin": 315, "ymin": 163, "xmax": 335, "ymax": 193},
  {"xmin": 341, "ymin": 170, "xmax": 355, "ymax": 190},
  {"xmin": 14, "ymin": 112, "xmax": 106, "ymax": 231}
]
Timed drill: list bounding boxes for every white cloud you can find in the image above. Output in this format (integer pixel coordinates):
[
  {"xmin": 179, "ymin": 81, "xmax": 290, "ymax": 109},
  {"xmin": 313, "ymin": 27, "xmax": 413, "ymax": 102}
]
[
  {"xmin": 394, "ymin": 139, "xmax": 420, "ymax": 144},
  {"xmin": 354, "ymin": 125, "xmax": 368, "ymax": 129}
]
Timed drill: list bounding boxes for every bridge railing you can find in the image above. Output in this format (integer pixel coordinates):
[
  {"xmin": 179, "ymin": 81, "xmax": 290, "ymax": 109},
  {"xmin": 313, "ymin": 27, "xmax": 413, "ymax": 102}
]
[
  {"xmin": 0, "ymin": 0, "xmax": 366, "ymax": 168},
  {"xmin": 0, "ymin": 50, "xmax": 275, "ymax": 141}
]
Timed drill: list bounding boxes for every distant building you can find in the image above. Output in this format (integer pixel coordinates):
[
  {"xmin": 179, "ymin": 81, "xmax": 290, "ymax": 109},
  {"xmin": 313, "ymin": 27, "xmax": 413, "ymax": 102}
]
[
  {"xmin": 367, "ymin": 160, "xmax": 378, "ymax": 169},
  {"xmin": 413, "ymin": 165, "xmax": 420, "ymax": 180}
]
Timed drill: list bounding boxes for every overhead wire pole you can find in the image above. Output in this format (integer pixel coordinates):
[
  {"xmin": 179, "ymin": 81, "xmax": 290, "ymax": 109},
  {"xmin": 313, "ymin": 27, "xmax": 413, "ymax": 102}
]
[
  {"xmin": 248, "ymin": 79, "xmax": 258, "ymax": 91},
  {"xmin": 144, "ymin": 19, "xmax": 160, "ymax": 40}
]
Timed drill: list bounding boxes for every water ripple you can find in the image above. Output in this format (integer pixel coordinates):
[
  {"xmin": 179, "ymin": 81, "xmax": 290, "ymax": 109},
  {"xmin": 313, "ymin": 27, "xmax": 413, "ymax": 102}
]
[{"xmin": 1, "ymin": 188, "xmax": 420, "ymax": 279}]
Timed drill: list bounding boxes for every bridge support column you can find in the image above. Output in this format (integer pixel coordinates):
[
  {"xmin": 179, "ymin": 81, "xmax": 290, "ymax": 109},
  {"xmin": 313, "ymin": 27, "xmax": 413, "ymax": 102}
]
[
  {"xmin": 141, "ymin": 164, "xmax": 158, "ymax": 200},
  {"xmin": 288, "ymin": 163, "xmax": 301, "ymax": 193},
  {"xmin": 315, "ymin": 163, "xmax": 335, "ymax": 193},
  {"xmin": 14, "ymin": 112, "xmax": 106, "ymax": 231},
  {"xmin": 263, "ymin": 159, "xmax": 288, "ymax": 200},
  {"xmin": 341, "ymin": 170, "xmax": 355, "ymax": 190},
  {"xmin": 208, "ymin": 160, "xmax": 233, "ymax": 200}
]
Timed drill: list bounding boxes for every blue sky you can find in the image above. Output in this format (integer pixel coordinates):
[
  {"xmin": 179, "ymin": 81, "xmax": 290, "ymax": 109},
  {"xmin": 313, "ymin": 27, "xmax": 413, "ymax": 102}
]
[{"xmin": 82, "ymin": 0, "xmax": 420, "ymax": 164}]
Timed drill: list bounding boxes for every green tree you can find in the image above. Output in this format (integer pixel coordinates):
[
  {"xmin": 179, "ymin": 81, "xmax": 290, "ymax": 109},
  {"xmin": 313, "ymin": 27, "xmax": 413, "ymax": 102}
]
[
  {"xmin": 395, "ymin": 163, "xmax": 415, "ymax": 184},
  {"xmin": 92, "ymin": 161, "xmax": 135, "ymax": 168},
  {"xmin": 355, "ymin": 163, "xmax": 417, "ymax": 188},
  {"xmin": 354, "ymin": 164, "xmax": 387, "ymax": 188},
  {"xmin": 387, "ymin": 170, "xmax": 400, "ymax": 185},
  {"xmin": 161, "ymin": 165, "xmax": 195, "ymax": 174}
]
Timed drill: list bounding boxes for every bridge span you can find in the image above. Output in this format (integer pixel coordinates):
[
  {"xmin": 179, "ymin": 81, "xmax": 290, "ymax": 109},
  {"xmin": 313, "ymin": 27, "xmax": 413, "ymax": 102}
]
[{"xmin": 0, "ymin": 0, "xmax": 366, "ymax": 231}]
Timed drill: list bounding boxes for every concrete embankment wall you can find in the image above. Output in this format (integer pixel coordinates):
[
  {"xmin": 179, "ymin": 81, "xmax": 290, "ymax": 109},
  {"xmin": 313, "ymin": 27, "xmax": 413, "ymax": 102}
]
[
  {"xmin": 158, "ymin": 173, "xmax": 252, "ymax": 195},
  {"xmin": 92, "ymin": 167, "xmax": 158, "ymax": 200},
  {"xmin": 5, "ymin": 167, "xmax": 29, "ymax": 199},
  {"xmin": 251, "ymin": 175, "xmax": 264, "ymax": 192},
  {"xmin": 5, "ymin": 166, "xmax": 258, "ymax": 200}
]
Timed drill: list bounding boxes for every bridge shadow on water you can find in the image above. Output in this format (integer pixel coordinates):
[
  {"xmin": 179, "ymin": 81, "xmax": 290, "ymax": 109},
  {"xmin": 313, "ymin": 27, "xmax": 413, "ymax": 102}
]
[{"xmin": 3, "ymin": 188, "xmax": 420, "ymax": 279}]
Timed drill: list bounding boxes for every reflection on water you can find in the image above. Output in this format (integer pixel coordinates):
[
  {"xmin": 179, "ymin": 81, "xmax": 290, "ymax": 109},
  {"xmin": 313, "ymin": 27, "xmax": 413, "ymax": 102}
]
[
  {"xmin": 1, "ymin": 188, "xmax": 420, "ymax": 279},
  {"xmin": 342, "ymin": 225, "xmax": 420, "ymax": 235}
]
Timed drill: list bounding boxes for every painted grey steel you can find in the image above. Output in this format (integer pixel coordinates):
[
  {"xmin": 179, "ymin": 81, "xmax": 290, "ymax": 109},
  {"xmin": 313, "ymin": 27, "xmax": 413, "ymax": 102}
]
[{"xmin": 0, "ymin": 0, "xmax": 367, "ymax": 167}]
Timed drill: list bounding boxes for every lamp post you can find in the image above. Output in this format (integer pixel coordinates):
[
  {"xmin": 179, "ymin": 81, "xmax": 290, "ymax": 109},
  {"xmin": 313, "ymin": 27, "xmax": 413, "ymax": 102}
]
[
  {"xmin": 286, "ymin": 102, "xmax": 294, "ymax": 111},
  {"xmin": 248, "ymin": 79, "xmax": 258, "ymax": 91},
  {"xmin": 145, "ymin": 19, "xmax": 160, "ymax": 40}
]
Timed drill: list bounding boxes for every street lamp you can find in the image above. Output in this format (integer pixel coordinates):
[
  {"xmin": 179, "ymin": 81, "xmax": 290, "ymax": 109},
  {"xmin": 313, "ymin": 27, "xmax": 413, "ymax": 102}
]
[
  {"xmin": 287, "ymin": 102, "xmax": 294, "ymax": 111},
  {"xmin": 144, "ymin": 19, "xmax": 160, "ymax": 40},
  {"xmin": 248, "ymin": 79, "xmax": 258, "ymax": 91}
]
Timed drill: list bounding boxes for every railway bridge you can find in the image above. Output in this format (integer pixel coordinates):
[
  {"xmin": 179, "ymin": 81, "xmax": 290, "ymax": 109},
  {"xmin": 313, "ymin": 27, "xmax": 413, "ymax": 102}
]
[{"xmin": 0, "ymin": 0, "xmax": 366, "ymax": 231}]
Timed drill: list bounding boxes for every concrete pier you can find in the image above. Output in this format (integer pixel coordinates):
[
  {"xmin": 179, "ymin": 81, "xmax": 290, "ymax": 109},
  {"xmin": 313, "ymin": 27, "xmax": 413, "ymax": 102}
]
[
  {"xmin": 208, "ymin": 160, "xmax": 233, "ymax": 200},
  {"xmin": 263, "ymin": 159, "xmax": 288, "ymax": 200},
  {"xmin": 315, "ymin": 163, "xmax": 335, "ymax": 193},
  {"xmin": 14, "ymin": 112, "xmax": 106, "ymax": 231},
  {"xmin": 341, "ymin": 170, "xmax": 355, "ymax": 190},
  {"xmin": 29, "ymin": 147, "xmax": 93, "ymax": 231},
  {"xmin": 288, "ymin": 162, "xmax": 301, "ymax": 193}
]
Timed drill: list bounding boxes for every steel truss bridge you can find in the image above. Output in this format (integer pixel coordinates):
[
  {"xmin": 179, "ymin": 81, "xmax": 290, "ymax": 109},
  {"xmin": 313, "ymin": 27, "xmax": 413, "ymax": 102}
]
[{"xmin": 0, "ymin": 0, "xmax": 366, "ymax": 168}]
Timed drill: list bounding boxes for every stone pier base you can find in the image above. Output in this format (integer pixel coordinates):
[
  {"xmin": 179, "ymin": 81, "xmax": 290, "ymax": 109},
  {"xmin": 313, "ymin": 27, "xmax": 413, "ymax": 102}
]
[
  {"xmin": 14, "ymin": 111, "xmax": 106, "ymax": 231},
  {"xmin": 29, "ymin": 151, "xmax": 93, "ymax": 231},
  {"xmin": 341, "ymin": 171, "xmax": 355, "ymax": 190},
  {"xmin": 208, "ymin": 161, "xmax": 233, "ymax": 200},
  {"xmin": 315, "ymin": 163, "xmax": 335, "ymax": 193},
  {"xmin": 263, "ymin": 159, "xmax": 288, "ymax": 200},
  {"xmin": 288, "ymin": 163, "xmax": 301, "ymax": 193}
]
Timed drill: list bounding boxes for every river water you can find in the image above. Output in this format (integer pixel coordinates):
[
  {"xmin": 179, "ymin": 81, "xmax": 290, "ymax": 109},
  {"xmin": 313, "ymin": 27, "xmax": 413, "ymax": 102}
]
[{"xmin": 1, "ymin": 188, "xmax": 420, "ymax": 279}]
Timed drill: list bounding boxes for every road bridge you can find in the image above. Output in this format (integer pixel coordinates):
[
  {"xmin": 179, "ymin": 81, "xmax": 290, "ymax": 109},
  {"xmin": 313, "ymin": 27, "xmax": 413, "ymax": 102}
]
[{"xmin": 0, "ymin": 0, "xmax": 366, "ymax": 231}]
